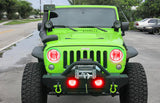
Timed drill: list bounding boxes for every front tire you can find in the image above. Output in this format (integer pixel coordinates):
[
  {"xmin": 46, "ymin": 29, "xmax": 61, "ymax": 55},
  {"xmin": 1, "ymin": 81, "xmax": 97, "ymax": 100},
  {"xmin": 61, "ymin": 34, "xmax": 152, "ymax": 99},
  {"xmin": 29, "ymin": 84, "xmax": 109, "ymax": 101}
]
[
  {"xmin": 153, "ymin": 29, "xmax": 159, "ymax": 35},
  {"xmin": 21, "ymin": 62, "xmax": 47, "ymax": 103},
  {"xmin": 120, "ymin": 63, "xmax": 148, "ymax": 103}
]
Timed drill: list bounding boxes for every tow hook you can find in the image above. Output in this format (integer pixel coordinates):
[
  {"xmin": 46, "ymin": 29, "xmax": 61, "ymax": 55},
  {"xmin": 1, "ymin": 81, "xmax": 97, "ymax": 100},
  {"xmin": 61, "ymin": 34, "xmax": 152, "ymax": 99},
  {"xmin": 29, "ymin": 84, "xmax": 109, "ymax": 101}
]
[
  {"xmin": 110, "ymin": 82, "xmax": 118, "ymax": 97},
  {"xmin": 53, "ymin": 82, "xmax": 62, "ymax": 97}
]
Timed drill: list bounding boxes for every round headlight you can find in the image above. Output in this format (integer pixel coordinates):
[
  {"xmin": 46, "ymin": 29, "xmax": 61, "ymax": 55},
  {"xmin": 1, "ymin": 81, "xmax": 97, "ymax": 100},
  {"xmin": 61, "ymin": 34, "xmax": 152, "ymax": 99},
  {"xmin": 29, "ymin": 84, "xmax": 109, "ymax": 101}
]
[
  {"xmin": 110, "ymin": 49, "xmax": 123, "ymax": 63},
  {"xmin": 47, "ymin": 49, "xmax": 60, "ymax": 63}
]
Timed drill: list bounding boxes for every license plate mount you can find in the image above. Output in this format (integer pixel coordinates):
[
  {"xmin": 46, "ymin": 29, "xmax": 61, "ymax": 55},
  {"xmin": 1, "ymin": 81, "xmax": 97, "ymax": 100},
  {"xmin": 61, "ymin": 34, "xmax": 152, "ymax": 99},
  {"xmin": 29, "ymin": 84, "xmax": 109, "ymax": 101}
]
[{"xmin": 75, "ymin": 69, "xmax": 96, "ymax": 79}]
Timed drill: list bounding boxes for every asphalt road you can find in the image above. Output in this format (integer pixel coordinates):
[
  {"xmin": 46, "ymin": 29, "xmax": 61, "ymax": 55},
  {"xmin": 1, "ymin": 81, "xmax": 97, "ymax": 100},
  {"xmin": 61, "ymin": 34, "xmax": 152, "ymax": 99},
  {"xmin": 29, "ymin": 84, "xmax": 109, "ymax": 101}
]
[
  {"xmin": 0, "ymin": 21, "xmax": 40, "ymax": 50},
  {"xmin": 0, "ymin": 30, "xmax": 160, "ymax": 103}
]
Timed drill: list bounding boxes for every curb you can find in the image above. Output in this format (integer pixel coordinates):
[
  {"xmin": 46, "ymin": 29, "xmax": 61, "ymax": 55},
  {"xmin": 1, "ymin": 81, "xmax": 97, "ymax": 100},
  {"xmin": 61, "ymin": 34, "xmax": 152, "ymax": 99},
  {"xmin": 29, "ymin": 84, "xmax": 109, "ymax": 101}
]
[{"xmin": 0, "ymin": 33, "xmax": 33, "ymax": 52}]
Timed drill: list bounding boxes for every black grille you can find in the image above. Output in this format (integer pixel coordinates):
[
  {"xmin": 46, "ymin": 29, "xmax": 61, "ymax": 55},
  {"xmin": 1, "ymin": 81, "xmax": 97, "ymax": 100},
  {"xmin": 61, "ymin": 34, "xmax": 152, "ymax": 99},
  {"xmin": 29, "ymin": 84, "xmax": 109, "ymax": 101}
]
[{"xmin": 63, "ymin": 50, "xmax": 107, "ymax": 68}]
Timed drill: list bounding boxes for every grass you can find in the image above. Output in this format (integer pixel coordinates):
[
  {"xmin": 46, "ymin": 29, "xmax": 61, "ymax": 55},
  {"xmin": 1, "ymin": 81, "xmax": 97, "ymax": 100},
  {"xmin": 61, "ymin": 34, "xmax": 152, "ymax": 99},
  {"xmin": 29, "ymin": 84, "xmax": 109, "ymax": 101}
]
[
  {"xmin": 4, "ymin": 18, "xmax": 42, "ymax": 25},
  {"xmin": 0, "ymin": 20, "xmax": 7, "ymax": 23}
]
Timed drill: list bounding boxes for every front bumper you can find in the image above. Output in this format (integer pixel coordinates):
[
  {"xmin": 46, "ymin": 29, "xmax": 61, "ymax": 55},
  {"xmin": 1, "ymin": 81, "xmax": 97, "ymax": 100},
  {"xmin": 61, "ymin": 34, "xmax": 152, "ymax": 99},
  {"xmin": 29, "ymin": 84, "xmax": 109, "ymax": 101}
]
[{"xmin": 42, "ymin": 60, "xmax": 128, "ymax": 95}]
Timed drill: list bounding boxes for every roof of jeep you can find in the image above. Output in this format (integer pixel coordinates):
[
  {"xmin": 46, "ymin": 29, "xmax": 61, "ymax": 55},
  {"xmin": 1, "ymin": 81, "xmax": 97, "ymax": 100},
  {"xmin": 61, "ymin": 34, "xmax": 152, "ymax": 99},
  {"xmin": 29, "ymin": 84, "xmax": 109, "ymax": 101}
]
[{"xmin": 55, "ymin": 5, "xmax": 117, "ymax": 9}]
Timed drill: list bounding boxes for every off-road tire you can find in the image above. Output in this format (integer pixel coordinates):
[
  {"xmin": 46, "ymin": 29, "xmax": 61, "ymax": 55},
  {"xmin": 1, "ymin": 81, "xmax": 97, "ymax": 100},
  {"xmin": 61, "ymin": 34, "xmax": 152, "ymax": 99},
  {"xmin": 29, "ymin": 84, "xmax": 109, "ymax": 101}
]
[
  {"xmin": 120, "ymin": 63, "xmax": 148, "ymax": 103},
  {"xmin": 21, "ymin": 62, "xmax": 47, "ymax": 103}
]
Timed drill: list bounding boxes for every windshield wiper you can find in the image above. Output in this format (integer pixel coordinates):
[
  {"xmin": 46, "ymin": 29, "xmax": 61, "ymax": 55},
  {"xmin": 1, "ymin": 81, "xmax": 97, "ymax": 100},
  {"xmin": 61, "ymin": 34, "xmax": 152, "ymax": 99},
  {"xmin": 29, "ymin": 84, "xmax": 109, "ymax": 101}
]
[
  {"xmin": 53, "ymin": 25, "xmax": 77, "ymax": 31},
  {"xmin": 78, "ymin": 26, "xmax": 107, "ymax": 32},
  {"xmin": 66, "ymin": 26, "xmax": 77, "ymax": 31}
]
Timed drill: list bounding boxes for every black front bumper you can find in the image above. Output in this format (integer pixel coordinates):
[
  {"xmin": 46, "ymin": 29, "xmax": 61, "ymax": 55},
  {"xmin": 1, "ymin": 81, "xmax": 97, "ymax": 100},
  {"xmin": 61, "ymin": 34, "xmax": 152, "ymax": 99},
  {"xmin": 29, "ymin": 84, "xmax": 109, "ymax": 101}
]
[{"xmin": 42, "ymin": 60, "xmax": 128, "ymax": 95}]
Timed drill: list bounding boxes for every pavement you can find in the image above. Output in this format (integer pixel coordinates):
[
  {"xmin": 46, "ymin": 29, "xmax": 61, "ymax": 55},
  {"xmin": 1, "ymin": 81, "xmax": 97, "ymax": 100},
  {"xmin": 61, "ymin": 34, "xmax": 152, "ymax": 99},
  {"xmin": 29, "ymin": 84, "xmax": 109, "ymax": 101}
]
[
  {"xmin": 0, "ymin": 21, "xmax": 41, "ymax": 51},
  {"xmin": 0, "ymin": 21, "xmax": 12, "ymax": 26},
  {"xmin": 0, "ymin": 30, "xmax": 160, "ymax": 103}
]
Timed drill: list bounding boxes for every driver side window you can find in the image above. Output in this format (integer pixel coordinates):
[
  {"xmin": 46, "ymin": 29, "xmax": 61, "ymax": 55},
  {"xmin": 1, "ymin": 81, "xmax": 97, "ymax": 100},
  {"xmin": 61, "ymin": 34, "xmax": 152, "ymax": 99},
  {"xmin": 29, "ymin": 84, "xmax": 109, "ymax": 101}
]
[{"xmin": 148, "ymin": 19, "xmax": 157, "ymax": 24}]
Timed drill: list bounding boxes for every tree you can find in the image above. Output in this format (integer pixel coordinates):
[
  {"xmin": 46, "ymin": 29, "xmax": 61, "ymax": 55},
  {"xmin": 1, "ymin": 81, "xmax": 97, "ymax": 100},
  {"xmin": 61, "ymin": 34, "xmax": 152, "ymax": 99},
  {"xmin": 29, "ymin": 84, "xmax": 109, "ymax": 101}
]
[
  {"xmin": 18, "ymin": 1, "xmax": 33, "ymax": 19},
  {"xmin": 136, "ymin": 0, "xmax": 160, "ymax": 18},
  {"xmin": 0, "ymin": 0, "xmax": 7, "ymax": 19},
  {"xmin": 32, "ymin": 9, "xmax": 40, "ymax": 15},
  {"xmin": 5, "ymin": 0, "xmax": 19, "ymax": 19}
]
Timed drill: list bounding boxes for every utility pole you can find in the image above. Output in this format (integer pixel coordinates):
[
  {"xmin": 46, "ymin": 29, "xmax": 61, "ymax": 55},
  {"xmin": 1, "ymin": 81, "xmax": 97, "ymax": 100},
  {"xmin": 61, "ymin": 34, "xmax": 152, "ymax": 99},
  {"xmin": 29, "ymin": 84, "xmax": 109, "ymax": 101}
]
[{"xmin": 40, "ymin": 0, "xmax": 41, "ymax": 18}]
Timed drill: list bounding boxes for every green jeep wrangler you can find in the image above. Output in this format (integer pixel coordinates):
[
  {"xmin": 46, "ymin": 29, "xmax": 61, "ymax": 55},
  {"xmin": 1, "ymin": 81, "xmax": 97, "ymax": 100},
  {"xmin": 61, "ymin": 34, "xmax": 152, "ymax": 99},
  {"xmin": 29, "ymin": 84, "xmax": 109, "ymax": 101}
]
[{"xmin": 21, "ymin": 5, "xmax": 148, "ymax": 103}]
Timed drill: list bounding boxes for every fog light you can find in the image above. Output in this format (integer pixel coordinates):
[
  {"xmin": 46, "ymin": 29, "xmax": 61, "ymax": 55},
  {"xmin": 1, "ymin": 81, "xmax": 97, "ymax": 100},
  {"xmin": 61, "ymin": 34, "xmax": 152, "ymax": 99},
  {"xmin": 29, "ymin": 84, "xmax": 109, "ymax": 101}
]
[
  {"xmin": 91, "ymin": 78, "xmax": 105, "ymax": 88},
  {"xmin": 49, "ymin": 65, "xmax": 54, "ymax": 70},
  {"xmin": 66, "ymin": 77, "xmax": 79, "ymax": 88},
  {"xmin": 116, "ymin": 64, "xmax": 122, "ymax": 70}
]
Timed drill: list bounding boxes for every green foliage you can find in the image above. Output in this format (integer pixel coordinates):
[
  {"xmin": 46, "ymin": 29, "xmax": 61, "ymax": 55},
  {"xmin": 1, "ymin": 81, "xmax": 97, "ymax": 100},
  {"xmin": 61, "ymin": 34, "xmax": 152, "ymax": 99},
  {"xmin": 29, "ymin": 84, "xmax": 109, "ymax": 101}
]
[
  {"xmin": 18, "ymin": 1, "xmax": 33, "ymax": 19},
  {"xmin": 4, "ymin": 18, "xmax": 42, "ymax": 25},
  {"xmin": 5, "ymin": 0, "xmax": 19, "ymax": 19},
  {"xmin": 0, "ymin": 0, "xmax": 33, "ymax": 19},
  {"xmin": 0, "ymin": 0, "xmax": 7, "ymax": 19},
  {"xmin": 0, "ymin": 20, "xmax": 7, "ymax": 23},
  {"xmin": 136, "ymin": 0, "xmax": 160, "ymax": 18},
  {"xmin": 32, "ymin": 9, "xmax": 40, "ymax": 15},
  {"xmin": 129, "ymin": 22, "xmax": 136, "ymax": 30}
]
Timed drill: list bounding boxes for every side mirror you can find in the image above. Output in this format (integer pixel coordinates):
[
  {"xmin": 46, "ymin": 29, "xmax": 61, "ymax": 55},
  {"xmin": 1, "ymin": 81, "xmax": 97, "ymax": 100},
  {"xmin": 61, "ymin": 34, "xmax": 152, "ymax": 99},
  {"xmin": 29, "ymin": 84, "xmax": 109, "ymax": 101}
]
[
  {"xmin": 121, "ymin": 22, "xmax": 129, "ymax": 31},
  {"xmin": 121, "ymin": 22, "xmax": 129, "ymax": 36},
  {"xmin": 38, "ymin": 23, "xmax": 42, "ymax": 31}
]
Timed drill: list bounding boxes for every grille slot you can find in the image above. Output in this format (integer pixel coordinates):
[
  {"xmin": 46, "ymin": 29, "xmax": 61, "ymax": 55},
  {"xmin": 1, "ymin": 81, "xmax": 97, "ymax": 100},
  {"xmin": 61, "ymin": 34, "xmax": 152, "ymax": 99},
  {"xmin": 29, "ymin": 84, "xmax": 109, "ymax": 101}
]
[
  {"xmin": 103, "ymin": 51, "xmax": 107, "ymax": 68},
  {"xmin": 97, "ymin": 51, "xmax": 101, "ymax": 63},
  {"xmin": 70, "ymin": 51, "xmax": 74, "ymax": 64},
  {"xmin": 63, "ymin": 51, "xmax": 67, "ymax": 68},
  {"xmin": 83, "ymin": 51, "xmax": 87, "ymax": 58},
  {"xmin": 90, "ymin": 51, "xmax": 94, "ymax": 61},
  {"xmin": 63, "ymin": 50, "xmax": 107, "ymax": 68},
  {"xmin": 77, "ymin": 51, "xmax": 80, "ymax": 61}
]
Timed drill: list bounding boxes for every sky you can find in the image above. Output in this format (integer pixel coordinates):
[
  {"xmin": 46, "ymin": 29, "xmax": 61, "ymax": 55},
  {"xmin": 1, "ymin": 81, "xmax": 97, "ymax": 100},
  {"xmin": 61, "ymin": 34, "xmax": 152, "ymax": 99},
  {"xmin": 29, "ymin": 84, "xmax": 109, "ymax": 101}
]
[{"xmin": 26, "ymin": 0, "xmax": 70, "ymax": 9}]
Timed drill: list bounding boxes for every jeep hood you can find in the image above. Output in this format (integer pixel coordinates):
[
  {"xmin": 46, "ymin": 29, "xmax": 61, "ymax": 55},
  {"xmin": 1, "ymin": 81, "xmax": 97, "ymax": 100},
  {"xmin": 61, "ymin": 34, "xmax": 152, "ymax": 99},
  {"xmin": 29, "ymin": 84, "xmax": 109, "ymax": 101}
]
[{"xmin": 47, "ymin": 29, "xmax": 124, "ymax": 47}]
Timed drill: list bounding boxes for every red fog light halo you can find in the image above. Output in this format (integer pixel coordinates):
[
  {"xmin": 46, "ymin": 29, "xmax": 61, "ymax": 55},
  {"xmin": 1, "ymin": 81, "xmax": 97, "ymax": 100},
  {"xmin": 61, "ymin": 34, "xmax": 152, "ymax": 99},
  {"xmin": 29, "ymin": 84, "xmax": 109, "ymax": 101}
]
[
  {"xmin": 110, "ymin": 49, "xmax": 123, "ymax": 63},
  {"xmin": 66, "ymin": 77, "xmax": 79, "ymax": 88},
  {"xmin": 92, "ymin": 78, "xmax": 105, "ymax": 88},
  {"xmin": 47, "ymin": 49, "xmax": 60, "ymax": 63}
]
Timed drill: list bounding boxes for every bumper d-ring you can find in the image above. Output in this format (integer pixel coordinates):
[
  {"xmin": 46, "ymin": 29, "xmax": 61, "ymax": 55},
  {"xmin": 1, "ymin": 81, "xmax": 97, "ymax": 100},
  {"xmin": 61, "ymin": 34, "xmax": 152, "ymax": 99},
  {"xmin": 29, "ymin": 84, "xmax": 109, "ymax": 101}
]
[
  {"xmin": 110, "ymin": 83, "xmax": 118, "ymax": 94},
  {"xmin": 53, "ymin": 83, "xmax": 62, "ymax": 94}
]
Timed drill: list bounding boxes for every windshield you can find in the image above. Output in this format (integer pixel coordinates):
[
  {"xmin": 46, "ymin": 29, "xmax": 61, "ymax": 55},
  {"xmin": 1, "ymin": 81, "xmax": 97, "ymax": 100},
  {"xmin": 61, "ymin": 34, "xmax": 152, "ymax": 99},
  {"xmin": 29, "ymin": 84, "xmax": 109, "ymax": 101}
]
[
  {"xmin": 140, "ymin": 18, "xmax": 149, "ymax": 22},
  {"xmin": 50, "ymin": 8, "xmax": 117, "ymax": 28}
]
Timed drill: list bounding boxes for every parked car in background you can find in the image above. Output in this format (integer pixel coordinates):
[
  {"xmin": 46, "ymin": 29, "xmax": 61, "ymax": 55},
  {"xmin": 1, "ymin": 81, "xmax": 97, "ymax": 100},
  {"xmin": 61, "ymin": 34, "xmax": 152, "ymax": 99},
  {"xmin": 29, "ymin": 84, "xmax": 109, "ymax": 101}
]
[
  {"xmin": 34, "ymin": 15, "xmax": 40, "ymax": 18},
  {"xmin": 144, "ymin": 19, "xmax": 160, "ymax": 34},
  {"xmin": 134, "ymin": 18, "xmax": 159, "ymax": 32},
  {"xmin": 134, "ymin": 18, "xmax": 149, "ymax": 31},
  {"xmin": 29, "ymin": 15, "xmax": 35, "ymax": 19}
]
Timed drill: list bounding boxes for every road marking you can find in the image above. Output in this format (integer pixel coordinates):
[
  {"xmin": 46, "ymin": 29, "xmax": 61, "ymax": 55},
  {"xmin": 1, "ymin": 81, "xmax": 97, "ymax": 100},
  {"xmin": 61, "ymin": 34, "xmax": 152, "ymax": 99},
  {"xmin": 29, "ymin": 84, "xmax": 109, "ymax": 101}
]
[
  {"xmin": 0, "ymin": 29, "xmax": 14, "ymax": 34},
  {"xmin": 0, "ymin": 33, "xmax": 33, "ymax": 52}
]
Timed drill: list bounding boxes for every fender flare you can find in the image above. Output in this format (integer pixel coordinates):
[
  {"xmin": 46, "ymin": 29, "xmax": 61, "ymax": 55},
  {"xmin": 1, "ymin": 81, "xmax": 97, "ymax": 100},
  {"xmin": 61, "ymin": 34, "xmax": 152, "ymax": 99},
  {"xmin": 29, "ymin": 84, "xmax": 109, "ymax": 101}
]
[
  {"xmin": 32, "ymin": 46, "xmax": 44, "ymax": 60},
  {"xmin": 126, "ymin": 46, "xmax": 138, "ymax": 59}
]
